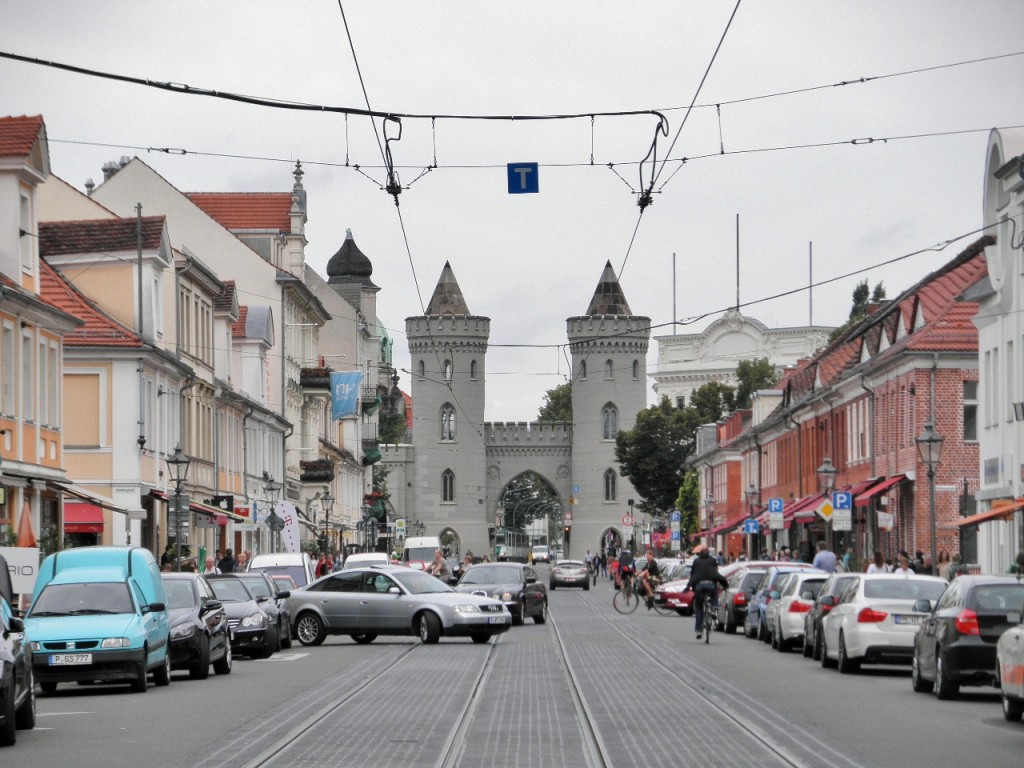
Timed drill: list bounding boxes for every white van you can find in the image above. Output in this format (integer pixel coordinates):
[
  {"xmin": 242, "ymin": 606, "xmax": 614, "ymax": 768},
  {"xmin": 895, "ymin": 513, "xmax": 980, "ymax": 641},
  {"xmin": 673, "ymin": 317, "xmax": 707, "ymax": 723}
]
[
  {"xmin": 532, "ymin": 545, "xmax": 550, "ymax": 563},
  {"xmin": 247, "ymin": 552, "xmax": 315, "ymax": 588},
  {"xmin": 402, "ymin": 536, "xmax": 442, "ymax": 570},
  {"xmin": 341, "ymin": 552, "xmax": 390, "ymax": 570}
]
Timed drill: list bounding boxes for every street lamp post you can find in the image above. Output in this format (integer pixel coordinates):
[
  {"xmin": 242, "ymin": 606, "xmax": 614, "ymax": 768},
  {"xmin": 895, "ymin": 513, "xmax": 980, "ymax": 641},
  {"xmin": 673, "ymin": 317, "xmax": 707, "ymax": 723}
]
[
  {"xmin": 745, "ymin": 484, "xmax": 760, "ymax": 560},
  {"xmin": 705, "ymin": 494, "xmax": 716, "ymax": 549},
  {"xmin": 916, "ymin": 422, "xmax": 944, "ymax": 575},
  {"xmin": 361, "ymin": 504, "xmax": 374, "ymax": 552},
  {"xmin": 321, "ymin": 490, "xmax": 334, "ymax": 553},
  {"xmin": 263, "ymin": 475, "xmax": 282, "ymax": 551},
  {"xmin": 165, "ymin": 446, "xmax": 192, "ymax": 573}
]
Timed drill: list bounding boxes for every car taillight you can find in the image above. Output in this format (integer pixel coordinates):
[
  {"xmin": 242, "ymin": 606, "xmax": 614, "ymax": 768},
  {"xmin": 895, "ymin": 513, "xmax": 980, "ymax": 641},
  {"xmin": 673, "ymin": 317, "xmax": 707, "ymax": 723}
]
[
  {"xmin": 733, "ymin": 593, "xmax": 747, "ymax": 605},
  {"xmin": 954, "ymin": 609, "xmax": 981, "ymax": 636},
  {"xmin": 857, "ymin": 607, "xmax": 888, "ymax": 623},
  {"xmin": 821, "ymin": 604, "xmax": 833, "ymax": 613},
  {"xmin": 788, "ymin": 601, "xmax": 811, "ymax": 613}
]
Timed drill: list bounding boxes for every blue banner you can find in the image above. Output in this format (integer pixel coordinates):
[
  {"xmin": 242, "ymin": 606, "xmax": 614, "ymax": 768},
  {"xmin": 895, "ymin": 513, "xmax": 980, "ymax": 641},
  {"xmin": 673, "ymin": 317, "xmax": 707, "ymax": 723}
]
[{"xmin": 330, "ymin": 371, "xmax": 364, "ymax": 420}]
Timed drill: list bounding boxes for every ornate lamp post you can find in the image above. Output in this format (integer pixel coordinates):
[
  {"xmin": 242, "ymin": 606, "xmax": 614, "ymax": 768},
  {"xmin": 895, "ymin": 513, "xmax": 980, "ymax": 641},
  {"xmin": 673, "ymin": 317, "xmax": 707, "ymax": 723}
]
[
  {"xmin": 321, "ymin": 490, "xmax": 334, "ymax": 553},
  {"xmin": 745, "ymin": 484, "xmax": 760, "ymax": 560},
  {"xmin": 705, "ymin": 494, "xmax": 716, "ymax": 549},
  {"xmin": 816, "ymin": 457, "xmax": 837, "ymax": 494},
  {"xmin": 263, "ymin": 475, "xmax": 282, "ymax": 551},
  {"xmin": 165, "ymin": 446, "xmax": 191, "ymax": 572},
  {"xmin": 361, "ymin": 503, "xmax": 374, "ymax": 552},
  {"xmin": 915, "ymin": 422, "xmax": 944, "ymax": 575}
]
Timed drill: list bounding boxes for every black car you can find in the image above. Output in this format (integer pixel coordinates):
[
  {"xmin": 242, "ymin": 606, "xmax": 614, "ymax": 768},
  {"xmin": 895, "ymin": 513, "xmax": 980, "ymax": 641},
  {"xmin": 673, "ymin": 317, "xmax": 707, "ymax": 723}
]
[
  {"xmin": 205, "ymin": 576, "xmax": 275, "ymax": 658},
  {"xmin": 0, "ymin": 554, "xmax": 35, "ymax": 746},
  {"xmin": 160, "ymin": 573, "xmax": 232, "ymax": 679},
  {"xmin": 912, "ymin": 575, "xmax": 1024, "ymax": 699},
  {"xmin": 235, "ymin": 571, "xmax": 292, "ymax": 650},
  {"xmin": 454, "ymin": 563, "xmax": 548, "ymax": 625},
  {"xmin": 803, "ymin": 573, "xmax": 859, "ymax": 660},
  {"xmin": 717, "ymin": 567, "xmax": 768, "ymax": 634}
]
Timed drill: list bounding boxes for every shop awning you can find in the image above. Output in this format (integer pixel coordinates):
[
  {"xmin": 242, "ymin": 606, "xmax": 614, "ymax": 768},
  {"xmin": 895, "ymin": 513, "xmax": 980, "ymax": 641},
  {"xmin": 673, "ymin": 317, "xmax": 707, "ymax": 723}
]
[
  {"xmin": 954, "ymin": 500, "xmax": 1024, "ymax": 528},
  {"xmin": 854, "ymin": 475, "xmax": 906, "ymax": 505},
  {"xmin": 64, "ymin": 503, "xmax": 104, "ymax": 534},
  {"xmin": 50, "ymin": 480, "xmax": 133, "ymax": 515},
  {"xmin": 149, "ymin": 490, "xmax": 247, "ymax": 523},
  {"xmin": 712, "ymin": 512, "xmax": 749, "ymax": 535}
]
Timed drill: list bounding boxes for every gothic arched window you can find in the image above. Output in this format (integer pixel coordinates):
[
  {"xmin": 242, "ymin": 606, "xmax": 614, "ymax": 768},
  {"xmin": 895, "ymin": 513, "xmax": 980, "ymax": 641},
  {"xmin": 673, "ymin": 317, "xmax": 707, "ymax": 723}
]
[
  {"xmin": 604, "ymin": 468, "xmax": 617, "ymax": 501},
  {"xmin": 605, "ymin": 359, "xmax": 614, "ymax": 379},
  {"xmin": 418, "ymin": 360, "xmax": 425, "ymax": 379},
  {"xmin": 442, "ymin": 469, "xmax": 455, "ymax": 502},
  {"xmin": 579, "ymin": 360, "xmax": 587, "ymax": 380},
  {"xmin": 440, "ymin": 404, "xmax": 456, "ymax": 441},
  {"xmin": 470, "ymin": 360, "xmax": 477, "ymax": 380},
  {"xmin": 632, "ymin": 359, "xmax": 640, "ymax": 379},
  {"xmin": 602, "ymin": 403, "xmax": 618, "ymax": 440},
  {"xmin": 443, "ymin": 358, "xmax": 452, "ymax": 382}
]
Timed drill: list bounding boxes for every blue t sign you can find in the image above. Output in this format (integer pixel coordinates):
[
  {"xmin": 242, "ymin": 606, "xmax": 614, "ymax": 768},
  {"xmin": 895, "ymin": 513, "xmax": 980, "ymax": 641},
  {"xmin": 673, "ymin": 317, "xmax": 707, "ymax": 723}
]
[{"xmin": 507, "ymin": 163, "xmax": 539, "ymax": 194}]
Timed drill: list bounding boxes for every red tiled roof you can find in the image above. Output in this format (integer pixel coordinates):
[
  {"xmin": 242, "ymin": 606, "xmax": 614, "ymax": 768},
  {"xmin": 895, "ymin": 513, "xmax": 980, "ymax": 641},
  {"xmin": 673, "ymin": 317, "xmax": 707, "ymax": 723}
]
[
  {"xmin": 39, "ymin": 217, "xmax": 165, "ymax": 257},
  {"xmin": 0, "ymin": 115, "xmax": 44, "ymax": 158},
  {"xmin": 232, "ymin": 306, "xmax": 249, "ymax": 338},
  {"xmin": 187, "ymin": 193, "xmax": 292, "ymax": 232},
  {"xmin": 38, "ymin": 260, "xmax": 141, "ymax": 348}
]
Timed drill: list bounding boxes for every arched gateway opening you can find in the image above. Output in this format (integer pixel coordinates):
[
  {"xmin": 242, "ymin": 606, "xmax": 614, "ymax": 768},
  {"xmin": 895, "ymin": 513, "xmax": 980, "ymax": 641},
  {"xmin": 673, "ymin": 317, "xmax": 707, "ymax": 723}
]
[{"xmin": 494, "ymin": 471, "xmax": 563, "ymax": 562}]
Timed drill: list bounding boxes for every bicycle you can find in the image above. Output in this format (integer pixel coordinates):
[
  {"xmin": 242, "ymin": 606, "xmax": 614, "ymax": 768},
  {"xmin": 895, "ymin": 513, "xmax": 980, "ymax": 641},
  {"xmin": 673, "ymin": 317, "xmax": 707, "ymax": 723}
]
[
  {"xmin": 701, "ymin": 593, "xmax": 714, "ymax": 644},
  {"xmin": 641, "ymin": 574, "xmax": 675, "ymax": 616},
  {"xmin": 613, "ymin": 570, "xmax": 639, "ymax": 613}
]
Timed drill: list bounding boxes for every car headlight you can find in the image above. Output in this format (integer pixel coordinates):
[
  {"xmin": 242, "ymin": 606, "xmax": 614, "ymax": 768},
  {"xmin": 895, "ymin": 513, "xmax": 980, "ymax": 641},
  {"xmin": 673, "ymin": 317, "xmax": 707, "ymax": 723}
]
[
  {"xmin": 242, "ymin": 612, "xmax": 265, "ymax": 627},
  {"xmin": 101, "ymin": 637, "xmax": 131, "ymax": 648},
  {"xmin": 453, "ymin": 604, "xmax": 482, "ymax": 614},
  {"xmin": 500, "ymin": 591, "xmax": 513, "ymax": 602},
  {"xmin": 31, "ymin": 641, "xmax": 41, "ymax": 652},
  {"xmin": 171, "ymin": 623, "xmax": 196, "ymax": 639}
]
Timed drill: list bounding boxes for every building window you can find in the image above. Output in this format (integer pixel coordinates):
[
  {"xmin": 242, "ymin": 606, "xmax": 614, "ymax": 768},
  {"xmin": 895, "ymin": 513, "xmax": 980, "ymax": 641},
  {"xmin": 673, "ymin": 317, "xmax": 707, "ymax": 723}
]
[
  {"xmin": 418, "ymin": 360, "xmax": 425, "ymax": 379},
  {"xmin": 602, "ymin": 403, "xmax": 618, "ymax": 440},
  {"xmin": 1, "ymin": 322, "xmax": 14, "ymax": 414},
  {"xmin": 633, "ymin": 360, "xmax": 640, "ymax": 379},
  {"xmin": 470, "ymin": 360, "xmax": 477, "ymax": 380},
  {"xmin": 21, "ymin": 330, "xmax": 33, "ymax": 422},
  {"xmin": 20, "ymin": 192, "xmax": 32, "ymax": 272},
  {"xmin": 579, "ymin": 360, "xmax": 587, "ymax": 380},
  {"xmin": 440, "ymin": 404, "xmax": 456, "ymax": 441},
  {"xmin": 604, "ymin": 468, "xmax": 617, "ymax": 501},
  {"xmin": 442, "ymin": 469, "xmax": 455, "ymax": 502},
  {"xmin": 443, "ymin": 359, "xmax": 452, "ymax": 382},
  {"xmin": 964, "ymin": 381, "xmax": 978, "ymax": 442},
  {"xmin": 605, "ymin": 359, "xmax": 614, "ymax": 379}
]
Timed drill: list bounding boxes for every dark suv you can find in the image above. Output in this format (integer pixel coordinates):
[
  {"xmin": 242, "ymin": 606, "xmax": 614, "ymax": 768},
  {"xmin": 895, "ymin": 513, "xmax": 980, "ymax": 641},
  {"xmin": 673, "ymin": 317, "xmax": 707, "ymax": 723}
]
[
  {"xmin": 1, "ymin": 553, "xmax": 35, "ymax": 746},
  {"xmin": 912, "ymin": 575, "xmax": 1024, "ymax": 699},
  {"xmin": 717, "ymin": 566, "xmax": 768, "ymax": 634},
  {"xmin": 803, "ymin": 573, "xmax": 859, "ymax": 660}
]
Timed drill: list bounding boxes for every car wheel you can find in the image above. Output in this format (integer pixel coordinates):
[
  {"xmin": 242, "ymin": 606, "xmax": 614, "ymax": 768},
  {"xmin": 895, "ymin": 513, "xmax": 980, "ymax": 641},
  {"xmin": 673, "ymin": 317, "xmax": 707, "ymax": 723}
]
[
  {"xmin": 534, "ymin": 601, "xmax": 548, "ymax": 624},
  {"xmin": 813, "ymin": 628, "xmax": 824, "ymax": 661},
  {"xmin": 724, "ymin": 609, "xmax": 736, "ymax": 635},
  {"xmin": 756, "ymin": 616, "xmax": 767, "ymax": 642},
  {"xmin": 820, "ymin": 633, "xmax": 837, "ymax": 669},
  {"xmin": 471, "ymin": 633, "xmax": 491, "ymax": 644},
  {"xmin": 280, "ymin": 621, "xmax": 293, "ymax": 649},
  {"xmin": 39, "ymin": 681, "xmax": 57, "ymax": 694},
  {"xmin": 153, "ymin": 651, "xmax": 171, "ymax": 687},
  {"xmin": 935, "ymin": 653, "xmax": 959, "ymax": 700},
  {"xmin": 837, "ymin": 632, "xmax": 859, "ymax": 674},
  {"xmin": 776, "ymin": 621, "xmax": 791, "ymax": 653},
  {"xmin": 0, "ymin": 670, "xmax": 16, "ymax": 746},
  {"xmin": 802, "ymin": 629, "xmax": 813, "ymax": 657},
  {"xmin": 296, "ymin": 613, "xmax": 327, "ymax": 646},
  {"xmin": 130, "ymin": 660, "xmax": 148, "ymax": 693},
  {"xmin": 261, "ymin": 623, "xmax": 278, "ymax": 658},
  {"xmin": 511, "ymin": 598, "xmax": 526, "ymax": 626},
  {"xmin": 350, "ymin": 633, "xmax": 377, "ymax": 644},
  {"xmin": 549, "ymin": 583, "xmax": 556, "ymax": 590},
  {"xmin": 190, "ymin": 635, "xmax": 211, "ymax": 680},
  {"xmin": 771, "ymin": 620, "xmax": 780, "ymax": 649},
  {"xmin": 213, "ymin": 638, "xmax": 232, "ymax": 675},
  {"xmin": 583, "ymin": 583, "xmax": 589, "ymax": 591},
  {"xmin": 743, "ymin": 615, "xmax": 755, "ymax": 638},
  {"xmin": 15, "ymin": 666, "xmax": 35, "ymax": 730},
  {"xmin": 912, "ymin": 650, "xmax": 934, "ymax": 693},
  {"xmin": 417, "ymin": 612, "xmax": 441, "ymax": 644},
  {"xmin": 1003, "ymin": 693, "xmax": 1024, "ymax": 722}
]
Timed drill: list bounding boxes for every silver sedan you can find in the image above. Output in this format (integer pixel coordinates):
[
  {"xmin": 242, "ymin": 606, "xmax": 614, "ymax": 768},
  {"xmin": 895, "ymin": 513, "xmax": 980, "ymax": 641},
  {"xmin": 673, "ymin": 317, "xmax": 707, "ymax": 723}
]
[{"xmin": 287, "ymin": 565, "xmax": 511, "ymax": 645}]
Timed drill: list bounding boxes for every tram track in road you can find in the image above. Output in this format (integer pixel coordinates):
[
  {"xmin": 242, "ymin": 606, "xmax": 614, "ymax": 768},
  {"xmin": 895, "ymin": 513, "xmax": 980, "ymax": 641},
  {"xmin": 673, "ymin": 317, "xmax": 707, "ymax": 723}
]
[{"xmin": 561, "ymin": 589, "xmax": 876, "ymax": 768}]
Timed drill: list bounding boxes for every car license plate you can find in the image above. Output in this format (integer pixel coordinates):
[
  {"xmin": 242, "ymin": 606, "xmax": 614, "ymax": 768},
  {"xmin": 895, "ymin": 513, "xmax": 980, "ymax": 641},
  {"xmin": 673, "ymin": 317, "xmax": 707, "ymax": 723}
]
[
  {"xmin": 50, "ymin": 653, "xmax": 92, "ymax": 665},
  {"xmin": 488, "ymin": 616, "xmax": 507, "ymax": 624},
  {"xmin": 893, "ymin": 614, "xmax": 922, "ymax": 625}
]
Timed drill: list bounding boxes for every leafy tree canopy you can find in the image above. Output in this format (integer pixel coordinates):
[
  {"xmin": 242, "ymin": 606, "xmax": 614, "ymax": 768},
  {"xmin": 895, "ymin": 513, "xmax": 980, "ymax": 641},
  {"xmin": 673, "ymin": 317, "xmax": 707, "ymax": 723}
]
[
  {"xmin": 538, "ymin": 382, "xmax": 573, "ymax": 422},
  {"xmin": 735, "ymin": 357, "xmax": 778, "ymax": 409},
  {"xmin": 614, "ymin": 397, "xmax": 700, "ymax": 515},
  {"xmin": 689, "ymin": 380, "xmax": 735, "ymax": 424},
  {"xmin": 828, "ymin": 279, "xmax": 887, "ymax": 343},
  {"xmin": 675, "ymin": 468, "xmax": 701, "ymax": 538}
]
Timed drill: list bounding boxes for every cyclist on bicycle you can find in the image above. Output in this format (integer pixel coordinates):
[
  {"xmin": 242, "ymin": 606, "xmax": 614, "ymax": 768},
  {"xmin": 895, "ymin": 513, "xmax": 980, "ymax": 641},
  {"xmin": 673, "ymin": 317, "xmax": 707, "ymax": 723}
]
[
  {"xmin": 640, "ymin": 550, "xmax": 663, "ymax": 610},
  {"xmin": 617, "ymin": 548, "xmax": 635, "ymax": 590},
  {"xmin": 684, "ymin": 544, "xmax": 728, "ymax": 640}
]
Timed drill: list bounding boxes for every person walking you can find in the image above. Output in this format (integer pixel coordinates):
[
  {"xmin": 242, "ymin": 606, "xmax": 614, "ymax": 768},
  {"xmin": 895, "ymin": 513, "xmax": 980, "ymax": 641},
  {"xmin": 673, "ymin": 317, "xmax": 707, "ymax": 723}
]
[
  {"xmin": 202, "ymin": 556, "xmax": 221, "ymax": 575},
  {"xmin": 893, "ymin": 553, "xmax": 915, "ymax": 576},
  {"xmin": 217, "ymin": 548, "xmax": 236, "ymax": 574},
  {"xmin": 866, "ymin": 551, "xmax": 889, "ymax": 573},
  {"xmin": 811, "ymin": 541, "xmax": 837, "ymax": 573}
]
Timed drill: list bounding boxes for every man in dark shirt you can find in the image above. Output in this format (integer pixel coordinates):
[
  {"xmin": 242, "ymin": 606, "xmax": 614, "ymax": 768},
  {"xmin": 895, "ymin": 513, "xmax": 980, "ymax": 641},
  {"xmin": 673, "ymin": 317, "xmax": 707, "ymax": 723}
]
[
  {"xmin": 684, "ymin": 544, "xmax": 729, "ymax": 641},
  {"xmin": 640, "ymin": 550, "xmax": 663, "ymax": 610}
]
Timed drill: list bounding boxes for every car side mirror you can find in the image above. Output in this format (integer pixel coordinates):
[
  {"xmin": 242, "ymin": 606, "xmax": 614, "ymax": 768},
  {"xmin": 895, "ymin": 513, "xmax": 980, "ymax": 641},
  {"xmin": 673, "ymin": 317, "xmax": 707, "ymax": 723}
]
[
  {"xmin": 912, "ymin": 598, "xmax": 933, "ymax": 613},
  {"xmin": 206, "ymin": 599, "xmax": 223, "ymax": 611},
  {"xmin": 769, "ymin": 590, "xmax": 781, "ymax": 600},
  {"xmin": 389, "ymin": 586, "xmax": 402, "ymax": 596},
  {"xmin": 276, "ymin": 591, "xmax": 291, "ymax": 600},
  {"xmin": 147, "ymin": 601, "xmax": 166, "ymax": 613},
  {"xmin": 256, "ymin": 595, "xmax": 269, "ymax": 603},
  {"xmin": 525, "ymin": 576, "xmax": 537, "ymax": 584},
  {"xmin": 8, "ymin": 616, "xmax": 24, "ymax": 633},
  {"xmin": 821, "ymin": 595, "xmax": 836, "ymax": 607}
]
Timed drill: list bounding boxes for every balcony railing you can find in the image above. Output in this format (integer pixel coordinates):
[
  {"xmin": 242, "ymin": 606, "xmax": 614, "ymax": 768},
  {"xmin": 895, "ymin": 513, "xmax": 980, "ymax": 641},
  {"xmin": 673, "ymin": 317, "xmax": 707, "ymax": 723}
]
[
  {"xmin": 299, "ymin": 459, "xmax": 334, "ymax": 482},
  {"xmin": 300, "ymin": 367, "xmax": 332, "ymax": 390}
]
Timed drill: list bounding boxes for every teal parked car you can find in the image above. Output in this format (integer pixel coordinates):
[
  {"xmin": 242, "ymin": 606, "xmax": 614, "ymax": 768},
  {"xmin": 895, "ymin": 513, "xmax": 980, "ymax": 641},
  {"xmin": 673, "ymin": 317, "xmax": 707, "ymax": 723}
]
[{"xmin": 24, "ymin": 546, "xmax": 171, "ymax": 694}]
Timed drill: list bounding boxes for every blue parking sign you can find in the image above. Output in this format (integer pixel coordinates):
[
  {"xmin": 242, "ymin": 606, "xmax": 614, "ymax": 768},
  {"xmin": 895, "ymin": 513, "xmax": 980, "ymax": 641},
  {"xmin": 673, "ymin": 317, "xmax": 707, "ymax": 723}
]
[
  {"xmin": 768, "ymin": 497, "xmax": 784, "ymax": 513},
  {"xmin": 832, "ymin": 491, "xmax": 852, "ymax": 510},
  {"xmin": 670, "ymin": 511, "xmax": 681, "ymax": 523}
]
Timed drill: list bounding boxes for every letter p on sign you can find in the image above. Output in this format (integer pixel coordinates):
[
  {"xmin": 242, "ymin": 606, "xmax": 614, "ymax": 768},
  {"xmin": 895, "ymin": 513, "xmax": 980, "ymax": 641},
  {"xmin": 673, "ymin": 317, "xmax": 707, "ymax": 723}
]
[{"xmin": 507, "ymin": 162, "xmax": 539, "ymax": 194}]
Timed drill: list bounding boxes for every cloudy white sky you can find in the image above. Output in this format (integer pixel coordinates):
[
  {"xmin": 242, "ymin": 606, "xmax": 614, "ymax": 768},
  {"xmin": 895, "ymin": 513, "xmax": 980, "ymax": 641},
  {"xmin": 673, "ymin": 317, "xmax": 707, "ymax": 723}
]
[{"xmin": 4, "ymin": 1, "xmax": 1023, "ymax": 420}]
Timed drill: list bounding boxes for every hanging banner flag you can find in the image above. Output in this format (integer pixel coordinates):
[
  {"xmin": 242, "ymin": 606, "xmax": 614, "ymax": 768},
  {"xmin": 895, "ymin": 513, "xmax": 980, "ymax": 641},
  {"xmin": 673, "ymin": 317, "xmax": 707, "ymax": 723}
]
[
  {"xmin": 278, "ymin": 500, "xmax": 302, "ymax": 554},
  {"xmin": 330, "ymin": 371, "xmax": 364, "ymax": 420}
]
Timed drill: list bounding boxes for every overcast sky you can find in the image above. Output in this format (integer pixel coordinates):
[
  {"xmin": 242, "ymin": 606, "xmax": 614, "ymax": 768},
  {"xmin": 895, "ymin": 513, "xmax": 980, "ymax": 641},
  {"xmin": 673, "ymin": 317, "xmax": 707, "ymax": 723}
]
[{"xmin": 4, "ymin": 1, "xmax": 1023, "ymax": 421}]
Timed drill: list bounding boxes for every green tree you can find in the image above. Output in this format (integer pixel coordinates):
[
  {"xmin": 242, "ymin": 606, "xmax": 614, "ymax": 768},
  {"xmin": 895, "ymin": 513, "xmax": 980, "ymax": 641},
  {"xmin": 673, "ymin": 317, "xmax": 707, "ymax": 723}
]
[
  {"xmin": 689, "ymin": 381, "xmax": 735, "ymax": 424},
  {"xmin": 675, "ymin": 468, "xmax": 701, "ymax": 539},
  {"xmin": 828, "ymin": 280, "xmax": 887, "ymax": 343},
  {"xmin": 614, "ymin": 397, "xmax": 699, "ymax": 515},
  {"xmin": 379, "ymin": 410, "xmax": 406, "ymax": 444},
  {"xmin": 735, "ymin": 357, "xmax": 778, "ymax": 409},
  {"xmin": 538, "ymin": 382, "xmax": 573, "ymax": 422}
]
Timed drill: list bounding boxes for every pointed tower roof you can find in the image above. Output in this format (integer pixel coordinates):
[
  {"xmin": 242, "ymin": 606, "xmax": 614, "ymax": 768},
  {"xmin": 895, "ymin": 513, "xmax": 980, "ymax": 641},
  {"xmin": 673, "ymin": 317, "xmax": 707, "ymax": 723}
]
[
  {"xmin": 586, "ymin": 260, "xmax": 632, "ymax": 315},
  {"xmin": 426, "ymin": 261, "xmax": 471, "ymax": 315},
  {"xmin": 327, "ymin": 228, "xmax": 374, "ymax": 280}
]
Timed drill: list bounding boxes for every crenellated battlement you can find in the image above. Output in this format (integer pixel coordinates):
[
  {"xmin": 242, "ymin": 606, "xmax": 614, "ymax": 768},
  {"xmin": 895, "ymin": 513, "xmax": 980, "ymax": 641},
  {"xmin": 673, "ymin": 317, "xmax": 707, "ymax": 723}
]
[
  {"xmin": 406, "ymin": 315, "xmax": 490, "ymax": 340},
  {"xmin": 484, "ymin": 421, "xmax": 573, "ymax": 446},
  {"xmin": 566, "ymin": 314, "xmax": 652, "ymax": 344}
]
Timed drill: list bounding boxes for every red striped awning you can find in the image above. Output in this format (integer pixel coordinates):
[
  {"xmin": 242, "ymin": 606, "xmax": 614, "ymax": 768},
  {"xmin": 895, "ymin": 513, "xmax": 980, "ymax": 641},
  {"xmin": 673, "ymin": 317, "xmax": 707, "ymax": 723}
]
[
  {"xmin": 64, "ymin": 503, "xmax": 105, "ymax": 534},
  {"xmin": 955, "ymin": 500, "xmax": 1024, "ymax": 528},
  {"xmin": 854, "ymin": 475, "xmax": 906, "ymax": 505}
]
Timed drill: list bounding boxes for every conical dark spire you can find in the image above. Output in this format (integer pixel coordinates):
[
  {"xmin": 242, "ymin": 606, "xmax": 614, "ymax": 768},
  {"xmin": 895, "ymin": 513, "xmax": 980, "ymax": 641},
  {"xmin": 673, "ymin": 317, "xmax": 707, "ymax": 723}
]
[
  {"xmin": 426, "ymin": 261, "xmax": 471, "ymax": 315},
  {"xmin": 586, "ymin": 261, "xmax": 632, "ymax": 315},
  {"xmin": 326, "ymin": 229, "xmax": 373, "ymax": 280}
]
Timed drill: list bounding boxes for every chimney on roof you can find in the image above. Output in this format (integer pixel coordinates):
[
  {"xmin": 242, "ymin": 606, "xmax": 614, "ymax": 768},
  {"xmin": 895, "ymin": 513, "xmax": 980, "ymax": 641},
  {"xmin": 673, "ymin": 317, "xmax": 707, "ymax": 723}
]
[
  {"xmin": 84, "ymin": 178, "xmax": 95, "ymax": 196},
  {"xmin": 101, "ymin": 161, "xmax": 119, "ymax": 181}
]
